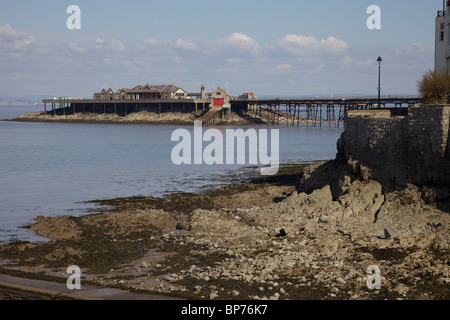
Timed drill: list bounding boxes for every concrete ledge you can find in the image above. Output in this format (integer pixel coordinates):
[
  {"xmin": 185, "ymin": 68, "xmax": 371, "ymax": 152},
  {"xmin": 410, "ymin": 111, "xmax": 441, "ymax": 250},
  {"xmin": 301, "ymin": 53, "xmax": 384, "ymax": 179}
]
[
  {"xmin": 346, "ymin": 110, "xmax": 391, "ymax": 118},
  {"xmin": 0, "ymin": 281, "xmax": 92, "ymax": 300},
  {"xmin": 0, "ymin": 274, "xmax": 180, "ymax": 300}
]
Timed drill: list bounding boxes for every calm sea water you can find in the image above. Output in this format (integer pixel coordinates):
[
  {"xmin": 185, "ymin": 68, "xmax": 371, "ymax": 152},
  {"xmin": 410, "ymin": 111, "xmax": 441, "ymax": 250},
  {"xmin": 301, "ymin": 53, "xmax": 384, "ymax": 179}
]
[{"xmin": 0, "ymin": 105, "xmax": 343, "ymax": 243}]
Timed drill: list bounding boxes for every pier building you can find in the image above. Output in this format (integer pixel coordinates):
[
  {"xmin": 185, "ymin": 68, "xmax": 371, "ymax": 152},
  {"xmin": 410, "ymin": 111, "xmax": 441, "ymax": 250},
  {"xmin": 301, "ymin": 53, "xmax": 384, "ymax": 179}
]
[{"xmin": 93, "ymin": 84, "xmax": 188, "ymax": 100}]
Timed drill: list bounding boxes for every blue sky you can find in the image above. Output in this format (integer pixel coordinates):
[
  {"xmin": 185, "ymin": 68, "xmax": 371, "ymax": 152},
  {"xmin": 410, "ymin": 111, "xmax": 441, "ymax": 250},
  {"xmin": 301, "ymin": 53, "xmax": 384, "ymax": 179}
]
[{"xmin": 0, "ymin": 1, "xmax": 443, "ymax": 99}]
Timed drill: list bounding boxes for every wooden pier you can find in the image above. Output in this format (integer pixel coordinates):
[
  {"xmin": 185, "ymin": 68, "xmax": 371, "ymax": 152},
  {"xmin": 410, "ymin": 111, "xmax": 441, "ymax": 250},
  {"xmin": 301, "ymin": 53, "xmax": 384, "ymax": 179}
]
[
  {"xmin": 197, "ymin": 107, "xmax": 226, "ymax": 127},
  {"xmin": 241, "ymin": 96, "xmax": 421, "ymax": 127},
  {"xmin": 42, "ymin": 96, "xmax": 421, "ymax": 127}
]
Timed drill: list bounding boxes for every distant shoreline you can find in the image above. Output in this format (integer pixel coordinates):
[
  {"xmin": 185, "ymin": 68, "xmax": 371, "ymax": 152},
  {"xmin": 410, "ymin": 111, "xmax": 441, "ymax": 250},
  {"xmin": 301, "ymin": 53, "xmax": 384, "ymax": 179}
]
[{"xmin": 0, "ymin": 103, "xmax": 42, "ymax": 107}]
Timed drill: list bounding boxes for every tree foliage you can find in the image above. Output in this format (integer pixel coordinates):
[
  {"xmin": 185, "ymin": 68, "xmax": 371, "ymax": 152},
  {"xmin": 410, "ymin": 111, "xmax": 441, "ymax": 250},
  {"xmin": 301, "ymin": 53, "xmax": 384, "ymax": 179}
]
[{"xmin": 417, "ymin": 70, "xmax": 450, "ymax": 104}]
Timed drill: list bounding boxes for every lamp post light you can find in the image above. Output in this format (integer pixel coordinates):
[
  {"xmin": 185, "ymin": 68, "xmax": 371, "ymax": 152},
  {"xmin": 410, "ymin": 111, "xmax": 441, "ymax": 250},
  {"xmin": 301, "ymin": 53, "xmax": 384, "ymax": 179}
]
[{"xmin": 377, "ymin": 56, "xmax": 382, "ymax": 109}]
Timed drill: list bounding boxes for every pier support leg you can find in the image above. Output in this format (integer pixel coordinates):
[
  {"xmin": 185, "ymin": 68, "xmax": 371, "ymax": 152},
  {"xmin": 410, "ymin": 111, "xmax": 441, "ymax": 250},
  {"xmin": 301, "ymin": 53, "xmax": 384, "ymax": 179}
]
[
  {"xmin": 277, "ymin": 104, "xmax": 280, "ymax": 125},
  {"xmin": 319, "ymin": 106, "xmax": 323, "ymax": 127}
]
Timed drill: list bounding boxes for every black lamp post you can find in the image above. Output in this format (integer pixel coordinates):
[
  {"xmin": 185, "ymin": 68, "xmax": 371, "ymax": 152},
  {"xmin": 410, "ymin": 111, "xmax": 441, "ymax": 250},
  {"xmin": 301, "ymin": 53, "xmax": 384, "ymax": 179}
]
[{"xmin": 377, "ymin": 56, "xmax": 382, "ymax": 109}]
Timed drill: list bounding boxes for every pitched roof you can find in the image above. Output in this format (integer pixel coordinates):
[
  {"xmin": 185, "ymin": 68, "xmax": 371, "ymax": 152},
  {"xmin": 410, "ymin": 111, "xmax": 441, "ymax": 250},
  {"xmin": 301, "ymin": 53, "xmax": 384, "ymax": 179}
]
[
  {"xmin": 128, "ymin": 84, "xmax": 185, "ymax": 94},
  {"xmin": 212, "ymin": 87, "xmax": 228, "ymax": 96}
]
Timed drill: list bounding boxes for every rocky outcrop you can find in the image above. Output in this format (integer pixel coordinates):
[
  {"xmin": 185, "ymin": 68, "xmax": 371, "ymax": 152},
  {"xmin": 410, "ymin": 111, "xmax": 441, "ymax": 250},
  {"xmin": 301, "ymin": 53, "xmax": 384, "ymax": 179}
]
[
  {"xmin": 13, "ymin": 110, "xmax": 250, "ymax": 125},
  {"xmin": 163, "ymin": 159, "xmax": 450, "ymax": 299}
]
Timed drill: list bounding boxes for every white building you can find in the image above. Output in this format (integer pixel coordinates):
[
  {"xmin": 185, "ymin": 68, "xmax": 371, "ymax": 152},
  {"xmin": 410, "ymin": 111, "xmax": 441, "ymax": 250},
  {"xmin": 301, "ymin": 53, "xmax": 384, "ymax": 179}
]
[{"xmin": 436, "ymin": 1, "xmax": 450, "ymax": 74}]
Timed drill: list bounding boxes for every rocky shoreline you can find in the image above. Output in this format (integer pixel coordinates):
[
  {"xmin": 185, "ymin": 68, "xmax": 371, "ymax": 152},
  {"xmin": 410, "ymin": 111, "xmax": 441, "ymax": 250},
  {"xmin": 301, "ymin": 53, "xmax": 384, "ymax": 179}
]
[
  {"xmin": 9, "ymin": 110, "xmax": 253, "ymax": 126},
  {"xmin": 0, "ymin": 160, "xmax": 449, "ymax": 300}
]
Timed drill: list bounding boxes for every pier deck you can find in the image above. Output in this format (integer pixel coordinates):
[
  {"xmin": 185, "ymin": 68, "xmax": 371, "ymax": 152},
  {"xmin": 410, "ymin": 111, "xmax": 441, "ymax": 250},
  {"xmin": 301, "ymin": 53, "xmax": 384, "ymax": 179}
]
[{"xmin": 42, "ymin": 96, "xmax": 421, "ymax": 127}]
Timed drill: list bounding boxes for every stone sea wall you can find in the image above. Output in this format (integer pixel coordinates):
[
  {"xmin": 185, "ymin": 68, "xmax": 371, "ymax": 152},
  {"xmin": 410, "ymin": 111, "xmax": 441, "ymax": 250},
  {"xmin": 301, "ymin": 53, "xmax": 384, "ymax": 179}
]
[{"xmin": 337, "ymin": 105, "xmax": 450, "ymax": 187}]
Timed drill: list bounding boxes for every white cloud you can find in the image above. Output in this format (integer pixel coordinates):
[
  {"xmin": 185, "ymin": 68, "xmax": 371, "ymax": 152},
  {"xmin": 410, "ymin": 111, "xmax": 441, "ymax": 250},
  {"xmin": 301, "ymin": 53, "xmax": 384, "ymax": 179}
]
[
  {"xmin": 307, "ymin": 64, "xmax": 326, "ymax": 74},
  {"xmin": 274, "ymin": 63, "xmax": 293, "ymax": 74},
  {"xmin": 394, "ymin": 43, "xmax": 428, "ymax": 56},
  {"xmin": 320, "ymin": 36, "xmax": 349, "ymax": 53},
  {"xmin": 141, "ymin": 38, "xmax": 165, "ymax": 46},
  {"xmin": 217, "ymin": 32, "xmax": 261, "ymax": 55},
  {"xmin": 94, "ymin": 38, "xmax": 125, "ymax": 53},
  {"xmin": 357, "ymin": 59, "xmax": 375, "ymax": 66},
  {"xmin": 282, "ymin": 35, "xmax": 319, "ymax": 49},
  {"xmin": 273, "ymin": 34, "xmax": 348, "ymax": 56},
  {"xmin": 175, "ymin": 38, "xmax": 200, "ymax": 51},
  {"xmin": 0, "ymin": 24, "xmax": 36, "ymax": 52},
  {"xmin": 0, "ymin": 25, "xmax": 432, "ymax": 97},
  {"xmin": 68, "ymin": 42, "xmax": 87, "ymax": 54},
  {"xmin": 67, "ymin": 38, "xmax": 126, "ymax": 55}
]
